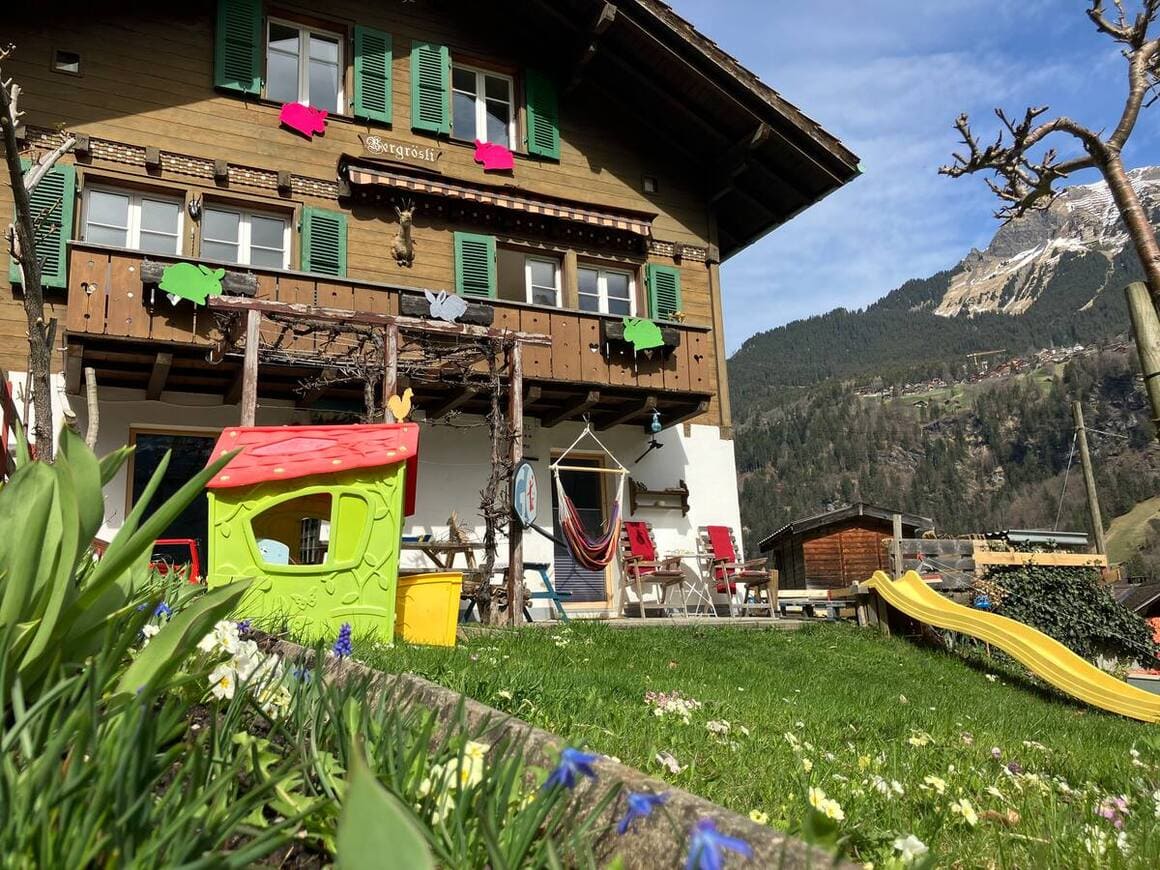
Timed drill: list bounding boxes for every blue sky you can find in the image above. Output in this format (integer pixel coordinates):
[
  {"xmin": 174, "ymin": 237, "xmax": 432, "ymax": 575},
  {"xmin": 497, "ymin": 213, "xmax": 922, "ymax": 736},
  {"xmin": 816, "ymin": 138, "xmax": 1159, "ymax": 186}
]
[{"xmin": 674, "ymin": 1, "xmax": 1160, "ymax": 353}]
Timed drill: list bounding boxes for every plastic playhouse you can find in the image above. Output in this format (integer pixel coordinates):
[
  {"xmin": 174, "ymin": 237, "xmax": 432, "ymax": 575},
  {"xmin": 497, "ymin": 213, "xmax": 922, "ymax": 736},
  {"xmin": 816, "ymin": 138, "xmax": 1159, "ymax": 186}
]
[{"xmin": 204, "ymin": 423, "xmax": 428, "ymax": 643}]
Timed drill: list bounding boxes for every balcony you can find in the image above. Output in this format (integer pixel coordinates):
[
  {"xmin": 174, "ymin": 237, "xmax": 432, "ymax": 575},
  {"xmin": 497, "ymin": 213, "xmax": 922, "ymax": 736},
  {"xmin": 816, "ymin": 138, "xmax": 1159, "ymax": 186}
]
[{"xmin": 63, "ymin": 243, "xmax": 714, "ymax": 428}]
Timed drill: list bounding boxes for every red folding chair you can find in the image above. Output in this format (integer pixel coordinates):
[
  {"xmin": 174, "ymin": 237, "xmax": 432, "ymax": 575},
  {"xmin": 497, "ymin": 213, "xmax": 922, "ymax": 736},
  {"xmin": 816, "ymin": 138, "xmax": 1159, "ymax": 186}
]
[
  {"xmin": 699, "ymin": 526, "xmax": 774, "ymax": 617},
  {"xmin": 619, "ymin": 521, "xmax": 689, "ymax": 617}
]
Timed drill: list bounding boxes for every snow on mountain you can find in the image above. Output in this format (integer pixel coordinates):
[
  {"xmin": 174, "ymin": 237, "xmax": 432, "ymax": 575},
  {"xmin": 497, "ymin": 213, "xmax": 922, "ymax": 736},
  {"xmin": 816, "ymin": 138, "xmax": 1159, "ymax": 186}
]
[{"xmin": 931, "ymin": 167, "xmax": 1160, "ymax": 317}]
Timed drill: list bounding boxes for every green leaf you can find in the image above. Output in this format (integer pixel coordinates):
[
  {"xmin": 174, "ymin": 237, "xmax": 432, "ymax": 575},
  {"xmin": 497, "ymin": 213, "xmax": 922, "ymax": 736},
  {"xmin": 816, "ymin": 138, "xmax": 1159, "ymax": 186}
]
[
  {"xmin": 336, "ymin": 751, "xmax": 434, "ymax": 870},
  {"xmin": 99, "ymin": 445, "xmax": 133, "ymax": 487},
  {"xmin": 83, "ymin": 450, "xmax": 236, "ymax": 609},
  {"xmin": 0, "ymin": 462, "xmax": 60, "ymax": 631},
  {"xmin": 114, "ymin": 579, "xmax": 252, "ymax": 700},
  {"xmin": 57, "ymin": 427, "xmax": 104, "ymax": 549}
]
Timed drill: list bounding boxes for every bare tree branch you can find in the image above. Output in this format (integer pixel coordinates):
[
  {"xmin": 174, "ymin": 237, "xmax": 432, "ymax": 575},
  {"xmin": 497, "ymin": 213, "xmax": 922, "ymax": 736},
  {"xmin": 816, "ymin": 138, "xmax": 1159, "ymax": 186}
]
[
  {"xmin": 0, "ymin": 44, "xmax": 76, "ymax": 460},
  {"xmin": 941, "ymin": 2, "xmax": 1160, "ymax": 221}
]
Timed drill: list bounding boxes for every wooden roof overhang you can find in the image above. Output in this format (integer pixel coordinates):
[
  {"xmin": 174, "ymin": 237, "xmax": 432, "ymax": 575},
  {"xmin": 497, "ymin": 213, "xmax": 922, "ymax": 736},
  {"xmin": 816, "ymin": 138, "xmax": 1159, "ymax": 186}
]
[{"xmin": 507, "ymin": 0, "xmax": 861, "ymax": 261}]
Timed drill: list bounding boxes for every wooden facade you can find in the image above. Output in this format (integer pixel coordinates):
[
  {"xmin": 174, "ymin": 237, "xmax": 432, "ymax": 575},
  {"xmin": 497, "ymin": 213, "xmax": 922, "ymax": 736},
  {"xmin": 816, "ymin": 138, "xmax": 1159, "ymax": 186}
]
[
  {"xmin": 760, "ymin": 504, "xmax": 934, "ymax": 590},
  {"xmin": 2, "ymin": 0, "xmax": 858, "ymax": 431}
]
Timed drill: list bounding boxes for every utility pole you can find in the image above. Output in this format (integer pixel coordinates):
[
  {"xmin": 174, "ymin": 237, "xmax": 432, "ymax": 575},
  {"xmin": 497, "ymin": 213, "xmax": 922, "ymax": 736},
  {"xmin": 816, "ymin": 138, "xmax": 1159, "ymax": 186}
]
[
  {"xmin": 1072, "ymin": 402, "xmax": 1107, "ymax": 555},
  {"xmin": 1125, "ymin": 282, "xmax": 1160, "ymax": 439}
]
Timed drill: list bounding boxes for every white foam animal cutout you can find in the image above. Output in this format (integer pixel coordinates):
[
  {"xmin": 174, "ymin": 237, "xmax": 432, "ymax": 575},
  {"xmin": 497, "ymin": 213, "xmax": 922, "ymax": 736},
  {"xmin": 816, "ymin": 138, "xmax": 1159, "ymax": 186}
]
[{"xmin": 425, "ymin": 290, "xmax": 468, "ymax": 323}]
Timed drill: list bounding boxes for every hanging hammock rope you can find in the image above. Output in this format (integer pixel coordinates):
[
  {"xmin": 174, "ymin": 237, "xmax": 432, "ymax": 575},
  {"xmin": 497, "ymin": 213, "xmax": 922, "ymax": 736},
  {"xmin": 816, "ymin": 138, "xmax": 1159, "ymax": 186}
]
[{"xmin": 551, "ymin": 423, "xmax": 628, "ymax": 570}]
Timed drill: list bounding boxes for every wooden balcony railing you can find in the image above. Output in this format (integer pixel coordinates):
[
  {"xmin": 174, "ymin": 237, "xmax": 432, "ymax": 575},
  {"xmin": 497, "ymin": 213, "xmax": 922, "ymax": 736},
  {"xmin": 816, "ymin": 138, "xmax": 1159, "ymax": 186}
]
[{"xmin": 64, "ymin": 243, "xmax": 713, "ymax": 396}]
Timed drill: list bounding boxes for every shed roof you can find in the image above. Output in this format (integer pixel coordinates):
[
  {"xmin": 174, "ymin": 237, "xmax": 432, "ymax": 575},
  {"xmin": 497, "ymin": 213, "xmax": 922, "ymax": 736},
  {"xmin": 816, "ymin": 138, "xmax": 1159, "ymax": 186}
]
[
  {"xmin": 759, "ymin": 503, "xmax": 934, "ymax": 553},
  {"xmin": 1113, "ymin": 582, "xmax": 1160, "ymax": 614},
  {"xmin": 206, "ymin": 424, "xmax": 420, "ymax": 515}
]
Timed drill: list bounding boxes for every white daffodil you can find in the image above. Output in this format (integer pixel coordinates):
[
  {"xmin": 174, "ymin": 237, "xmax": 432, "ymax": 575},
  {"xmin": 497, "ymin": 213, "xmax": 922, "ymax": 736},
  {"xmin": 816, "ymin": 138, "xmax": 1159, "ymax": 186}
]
[
  {"xmin": 950, "ymin": 797, "xmax": 979, "ymax": 826},
  {"xmin": 208, "ymin": 662, "xmax": 238, "ymax": 700},
  {"xmin": 893, "ymin": 834, "xmax": 928, "ymax": 863}
]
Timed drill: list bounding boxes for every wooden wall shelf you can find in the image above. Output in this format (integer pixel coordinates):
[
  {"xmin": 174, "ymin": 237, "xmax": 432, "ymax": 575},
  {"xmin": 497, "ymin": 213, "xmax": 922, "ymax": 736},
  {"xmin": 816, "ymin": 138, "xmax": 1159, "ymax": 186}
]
[{"xmin": 629, "ymin": 479, "xmax": 690, "ymax": 516}]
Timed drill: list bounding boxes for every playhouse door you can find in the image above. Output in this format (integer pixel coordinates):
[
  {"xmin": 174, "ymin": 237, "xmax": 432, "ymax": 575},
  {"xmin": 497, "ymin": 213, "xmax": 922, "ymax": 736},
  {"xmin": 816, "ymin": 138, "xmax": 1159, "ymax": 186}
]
[{"xmin": 551, "ymin": 457, "xmax": 608, "ymax": 605}]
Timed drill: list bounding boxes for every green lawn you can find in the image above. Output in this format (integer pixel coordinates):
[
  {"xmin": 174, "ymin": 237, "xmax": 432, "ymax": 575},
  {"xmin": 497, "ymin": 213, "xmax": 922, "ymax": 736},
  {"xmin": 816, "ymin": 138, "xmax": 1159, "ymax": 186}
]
[
  {"xmin": 1107, "ymin": 495, "xmax": 1160, "ymax": 565},
  {"xmin": 360, "ymin": 622, "xmax": 1160, "ymax": 868}
]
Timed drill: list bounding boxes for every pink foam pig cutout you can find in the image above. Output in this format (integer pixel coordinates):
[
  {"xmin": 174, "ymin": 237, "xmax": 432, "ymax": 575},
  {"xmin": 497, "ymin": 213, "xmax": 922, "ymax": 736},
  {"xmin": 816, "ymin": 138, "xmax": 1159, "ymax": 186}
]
[
  {"xmin": 279, "ymin": 103, "xmax": 328, "ymax": 138},
  {"xmin": 473, "ymin": 139, "xmax": 514, "ymax": 171}
]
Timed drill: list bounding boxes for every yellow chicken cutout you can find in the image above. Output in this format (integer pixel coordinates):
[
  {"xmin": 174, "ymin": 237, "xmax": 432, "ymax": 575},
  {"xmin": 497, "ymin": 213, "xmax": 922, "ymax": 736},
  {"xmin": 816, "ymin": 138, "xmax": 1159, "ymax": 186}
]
[{"xmin": 387, "ymin": 387, "xmax": 414, "ymax": 422}]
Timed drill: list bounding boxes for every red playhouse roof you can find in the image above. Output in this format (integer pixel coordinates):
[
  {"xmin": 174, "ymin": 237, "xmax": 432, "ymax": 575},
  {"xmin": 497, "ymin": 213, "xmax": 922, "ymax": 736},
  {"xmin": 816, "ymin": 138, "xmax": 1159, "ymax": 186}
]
[{"xmin": 205, "ymin": 424, "xmax": 420, "ymax": 515}]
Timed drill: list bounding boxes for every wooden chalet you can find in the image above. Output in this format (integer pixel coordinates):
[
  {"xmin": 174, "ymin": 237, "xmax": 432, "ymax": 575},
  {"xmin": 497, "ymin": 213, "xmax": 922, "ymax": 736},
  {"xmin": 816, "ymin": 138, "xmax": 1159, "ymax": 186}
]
[
  {"xmin": 759, "ymin": 503, "xmax": 934, "ymax": 590},
  {"xmin": 2, "ymin": 0, "xmax": 859, "ymax": 617}
]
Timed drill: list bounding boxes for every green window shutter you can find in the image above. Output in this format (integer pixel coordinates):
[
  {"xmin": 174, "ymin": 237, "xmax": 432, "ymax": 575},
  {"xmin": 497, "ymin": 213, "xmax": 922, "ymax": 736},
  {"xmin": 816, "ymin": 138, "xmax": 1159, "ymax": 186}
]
[
  {"xmin": 646, "ymin": 264, "xmax": 682, "ymax": 322},
  {"xmin": 301, "ymin": 207, "xmax": 348, "ymax": 277},
  {"xmin": 524, "ymin": 69, "xmax": 560, "ymax": 160},
  {"xmin": 410, "ymin": 41, "xmax": 450, "ymax": 134},
  {"xmin": 214, "ymin": 0, "xmax": 262, "ymax": 94},
  {"xmin": 353, "ymin": 26, "xmax": 393, "ymax": 124},
  {"xmin": 454, "ymin": 232, "xmax": 496, "ymax": 298},
  {"xmin": 10, "ymin": 161, "xmax": 76, "ymax": 290}
]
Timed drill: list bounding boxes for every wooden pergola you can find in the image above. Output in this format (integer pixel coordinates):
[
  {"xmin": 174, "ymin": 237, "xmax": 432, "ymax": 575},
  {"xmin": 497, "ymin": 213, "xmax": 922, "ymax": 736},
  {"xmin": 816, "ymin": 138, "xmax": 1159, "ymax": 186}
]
[{"xmin": 207, "ymin": 295, "xmax": 553, "ymax": 625}]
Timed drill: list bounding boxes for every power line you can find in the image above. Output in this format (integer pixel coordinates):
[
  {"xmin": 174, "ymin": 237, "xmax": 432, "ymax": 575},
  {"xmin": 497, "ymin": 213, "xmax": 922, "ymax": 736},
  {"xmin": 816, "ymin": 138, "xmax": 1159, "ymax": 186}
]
[{"xmin": 1054, "ymin": 431, "xmax": 1078, "ymax": 532}]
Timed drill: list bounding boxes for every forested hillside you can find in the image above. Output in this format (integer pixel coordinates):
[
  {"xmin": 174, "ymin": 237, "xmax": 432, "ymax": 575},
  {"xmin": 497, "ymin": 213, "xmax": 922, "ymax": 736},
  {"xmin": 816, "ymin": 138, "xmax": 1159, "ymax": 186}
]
[
  {"xmin": 729, "ymin": 170, "xmax": 1160, "ymax": 568},
  {"xmin": 729, "ymin": 247, "xmax": 1139, "ymax": 410},
  {"xmin": 734, "ymin": 351, "xmax": 1160, "ymax": 555}
]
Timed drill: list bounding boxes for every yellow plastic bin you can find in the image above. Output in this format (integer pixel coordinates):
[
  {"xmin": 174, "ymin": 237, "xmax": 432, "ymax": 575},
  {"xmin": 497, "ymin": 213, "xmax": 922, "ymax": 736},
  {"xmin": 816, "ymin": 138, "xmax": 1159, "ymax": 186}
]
[{"xmin": 395, "ymin": 571, "xmax": 463, "ymax": 647}]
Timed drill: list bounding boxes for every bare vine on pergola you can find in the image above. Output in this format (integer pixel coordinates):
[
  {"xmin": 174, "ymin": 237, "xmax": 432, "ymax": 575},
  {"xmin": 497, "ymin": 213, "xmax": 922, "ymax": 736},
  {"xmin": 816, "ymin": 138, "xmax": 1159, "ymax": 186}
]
[
  {"xmin": 940, "ymin": 1, "xmax": 1160, "ymax": 305},
  {"xmin": 217, "ymin": 312, "xmax": 520, "ymax": 623}
]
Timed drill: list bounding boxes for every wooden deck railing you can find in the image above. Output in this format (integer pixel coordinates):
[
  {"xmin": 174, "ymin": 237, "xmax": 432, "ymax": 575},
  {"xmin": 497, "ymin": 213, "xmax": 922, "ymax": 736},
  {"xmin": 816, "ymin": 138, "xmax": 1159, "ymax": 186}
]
[{"xmin": 64, "ymin": 243, "xmax": 712, "ymax": 394}]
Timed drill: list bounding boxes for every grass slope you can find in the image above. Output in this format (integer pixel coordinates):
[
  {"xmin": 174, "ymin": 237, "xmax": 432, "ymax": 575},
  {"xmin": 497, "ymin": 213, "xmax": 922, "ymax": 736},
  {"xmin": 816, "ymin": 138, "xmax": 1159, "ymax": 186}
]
[
  {"xmin": 362, "ymin": 623, "xmax": 1159, "ymax": 868},
  {"xmin": 1107, "ymin": 495, "xmax": 1160, "ymax": 565}
]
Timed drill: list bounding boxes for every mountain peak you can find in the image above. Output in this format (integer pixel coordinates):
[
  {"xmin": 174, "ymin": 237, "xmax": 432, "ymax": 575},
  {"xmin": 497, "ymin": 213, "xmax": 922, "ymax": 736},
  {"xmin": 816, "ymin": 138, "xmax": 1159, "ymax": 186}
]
[{"xmin": 933, "ymin": 166, "xmax": 1160, "ymax": 317}]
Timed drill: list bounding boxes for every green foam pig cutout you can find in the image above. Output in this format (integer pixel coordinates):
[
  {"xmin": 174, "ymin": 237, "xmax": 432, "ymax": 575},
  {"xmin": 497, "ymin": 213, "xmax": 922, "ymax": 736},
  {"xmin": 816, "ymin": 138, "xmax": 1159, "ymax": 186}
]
[
  {"xmin": 159, "ymin": 262, "xmax": 226, "ymax": 305},
  {"xmin": 622, "ymin": 317, "xmax": 665, "ymax": 352}
]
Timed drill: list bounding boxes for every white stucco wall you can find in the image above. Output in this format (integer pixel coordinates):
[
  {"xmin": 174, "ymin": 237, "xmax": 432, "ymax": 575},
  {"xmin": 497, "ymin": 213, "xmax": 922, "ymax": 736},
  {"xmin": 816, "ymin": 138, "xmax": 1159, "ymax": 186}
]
[{"xmin": 6, "ymin": 372, "xmax": 745, "ymax": 620}]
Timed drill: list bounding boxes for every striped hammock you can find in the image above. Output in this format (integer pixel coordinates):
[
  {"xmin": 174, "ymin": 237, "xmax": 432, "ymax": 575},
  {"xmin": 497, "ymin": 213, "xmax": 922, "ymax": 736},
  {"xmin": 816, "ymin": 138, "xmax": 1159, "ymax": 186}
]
[{"xmin": 554, "ymin": 473, "xmax": 623, "ymax": 571}]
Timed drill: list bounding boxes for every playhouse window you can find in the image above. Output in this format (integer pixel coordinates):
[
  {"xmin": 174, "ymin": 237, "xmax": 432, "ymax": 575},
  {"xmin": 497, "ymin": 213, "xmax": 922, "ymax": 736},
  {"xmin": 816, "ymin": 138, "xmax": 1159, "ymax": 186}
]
[{"xmin": 250, "ymin": 493, "xmax": 333, "ymax": 566}]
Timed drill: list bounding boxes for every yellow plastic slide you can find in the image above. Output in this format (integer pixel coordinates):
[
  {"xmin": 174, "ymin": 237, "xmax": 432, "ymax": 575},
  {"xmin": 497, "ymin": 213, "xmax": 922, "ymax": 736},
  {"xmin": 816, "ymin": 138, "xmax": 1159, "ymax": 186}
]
[{"xmin": 863, "ymin": 570, "xmax": 1160, "ymax": 723}]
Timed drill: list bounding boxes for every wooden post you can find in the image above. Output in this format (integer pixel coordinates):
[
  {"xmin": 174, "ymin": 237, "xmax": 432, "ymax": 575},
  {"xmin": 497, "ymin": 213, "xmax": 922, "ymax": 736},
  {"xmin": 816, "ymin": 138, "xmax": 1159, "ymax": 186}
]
[
  {"xmin": 1126, "ymin": 281, "xmax": 1160, "ymax": 439},
  {"xmin": 891, "ymin": 513, "xmax": 904, "ymax": 577},
  {"xmin": 507, "ymin": 343, "xmax": 525, "ymax": 626},
  {"xmin": 240, "ymin": 309, "xmax": 260, "ymax": 426},
  {"xmin": 1073, "ymin": 401, "xmax": 1107, "ymax": 555},
  {"xmin": 382, "ymin": 324, "xmax": 399, "ymax": 421}
]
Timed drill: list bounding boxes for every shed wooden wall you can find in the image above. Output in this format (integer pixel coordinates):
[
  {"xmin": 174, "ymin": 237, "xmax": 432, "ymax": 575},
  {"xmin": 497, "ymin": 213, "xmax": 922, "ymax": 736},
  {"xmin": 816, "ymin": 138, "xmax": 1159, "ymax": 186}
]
[
  {"xmin": 800, "ymin": 520, "xmax": 893, "ymax": 587},
  {"xmin": 0, "ymin": 1, "xmax": 730, "ymax": 426}
]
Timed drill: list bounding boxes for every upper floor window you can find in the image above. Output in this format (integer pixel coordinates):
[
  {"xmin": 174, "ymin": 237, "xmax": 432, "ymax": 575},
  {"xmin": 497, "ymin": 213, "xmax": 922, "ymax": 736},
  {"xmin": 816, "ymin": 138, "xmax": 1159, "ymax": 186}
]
[
  {"xmin": 451, "ymin": 64, "xmax": 514, "ymax": 148},
  {"xmin": 201, "ymin": 204, "xmax": 290, "ymax": 269},
  {"xmin": 82, "ymin": 187, "xmax": 183, "ymax": 255},
  {"xmin": 579, "ymin": 266, "xmax": 635, "ymax": 316},
  {"xmin": 266, "ymin": 20, "xmax": 343, "ymax": 113},
  {"xmin": 525, "ymin": 255, "xmax": 560, "ymax": 306}
]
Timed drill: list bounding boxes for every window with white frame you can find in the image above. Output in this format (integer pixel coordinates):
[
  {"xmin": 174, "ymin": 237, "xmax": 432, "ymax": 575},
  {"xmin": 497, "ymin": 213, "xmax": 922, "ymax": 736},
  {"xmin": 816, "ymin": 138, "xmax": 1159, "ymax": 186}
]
[
  {"xmin": 82, "ymin": 187, "xmax": 183, "ymax": 255},
  {"xmin": 266, "ymin": 20, "xmax": 343, "ymax": 113},
  {"xmin": 451, "ymin": 64, "xmax": 515, "ymax": 148},
  {"xmin": 525, "ymin": 256, "xmax": 560, "ymax": 307},
  {"xmin": 578, "ymin": 265, "xmax": 635, "ymax": 316},
  {"xmin": 201, "ymin": 205, "xmax": 290, "ymax": 269}
]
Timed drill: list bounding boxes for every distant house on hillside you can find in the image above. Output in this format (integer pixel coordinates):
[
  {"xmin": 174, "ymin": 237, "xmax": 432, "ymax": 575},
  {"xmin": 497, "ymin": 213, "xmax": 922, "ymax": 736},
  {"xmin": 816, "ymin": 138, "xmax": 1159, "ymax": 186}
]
[{"xmin": 758, "ymin": 503, "xmax": 934, "ymax": 589}]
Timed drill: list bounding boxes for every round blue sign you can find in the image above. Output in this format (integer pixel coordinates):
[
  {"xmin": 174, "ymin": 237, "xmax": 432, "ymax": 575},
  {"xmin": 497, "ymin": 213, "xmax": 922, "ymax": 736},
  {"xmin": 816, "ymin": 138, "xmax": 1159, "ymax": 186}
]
[{"xmin": 512, "ymin": 461, "xmax": 538, "ymax": 529}]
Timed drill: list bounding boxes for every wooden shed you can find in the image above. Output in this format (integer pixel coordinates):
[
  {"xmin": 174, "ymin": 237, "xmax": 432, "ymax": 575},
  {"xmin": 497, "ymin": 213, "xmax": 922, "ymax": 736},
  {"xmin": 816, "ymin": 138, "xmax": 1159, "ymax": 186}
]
[{"xmin": 757, "ymin": 503, "xmax": 934, "ymax": 589}]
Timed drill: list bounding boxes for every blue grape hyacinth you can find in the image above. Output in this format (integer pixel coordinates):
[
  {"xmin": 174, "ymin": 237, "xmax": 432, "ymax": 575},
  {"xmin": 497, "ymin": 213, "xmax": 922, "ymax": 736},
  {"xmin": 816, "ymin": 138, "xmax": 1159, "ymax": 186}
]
[{"xmin": 331, "ymin": 623, "xmax": 353, "ymax": 659}]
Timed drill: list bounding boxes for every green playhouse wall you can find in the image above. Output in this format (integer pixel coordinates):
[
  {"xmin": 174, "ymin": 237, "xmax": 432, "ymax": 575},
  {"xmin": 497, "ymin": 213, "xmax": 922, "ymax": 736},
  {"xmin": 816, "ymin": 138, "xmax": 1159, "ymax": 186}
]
[{"xmin": 206, "ymin": 463, "xmax": 405, "ymax": 642}]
